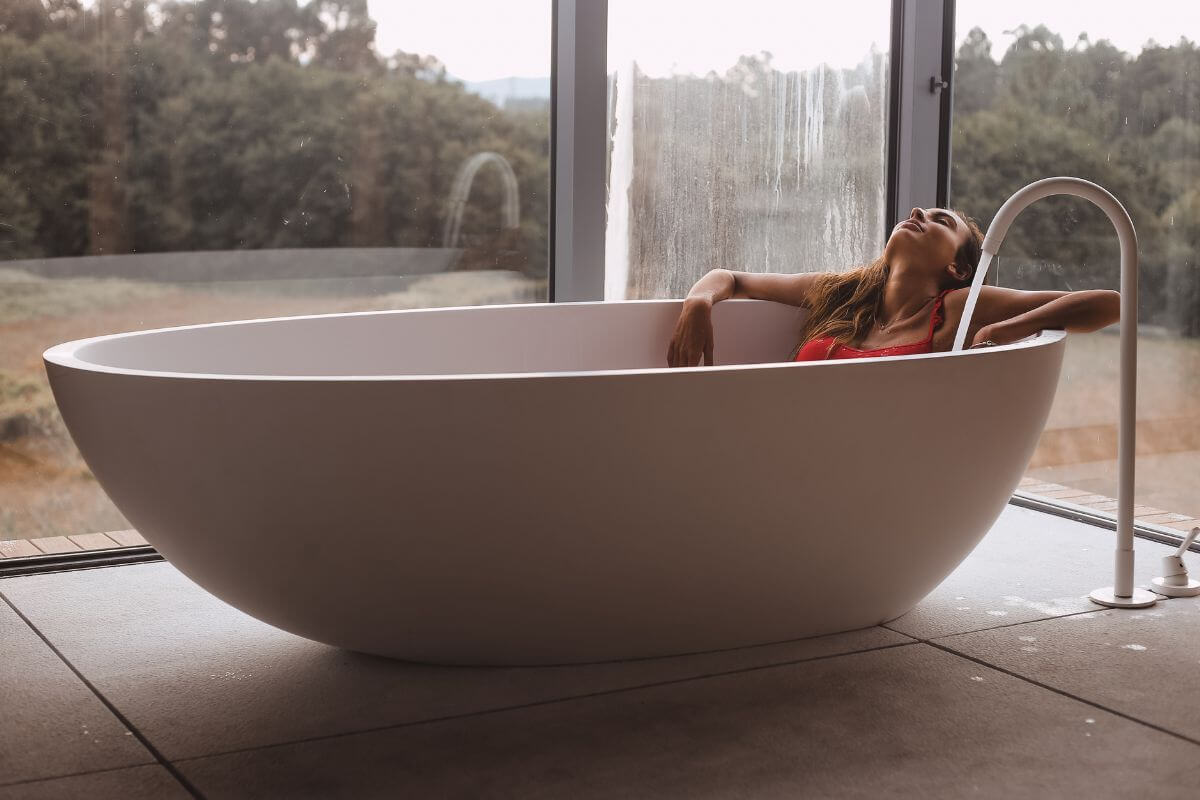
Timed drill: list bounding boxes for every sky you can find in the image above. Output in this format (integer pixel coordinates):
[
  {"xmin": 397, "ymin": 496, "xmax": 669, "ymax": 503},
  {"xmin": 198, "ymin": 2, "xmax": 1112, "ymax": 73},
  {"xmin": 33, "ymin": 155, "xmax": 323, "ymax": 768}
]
[
  {"xmin": 70, "ymin": 1, "xmax": 1200, "ymax": 82},
  {"xmin": 368, "ymin": 1, "xmax": 1200, "ymax": 82}
]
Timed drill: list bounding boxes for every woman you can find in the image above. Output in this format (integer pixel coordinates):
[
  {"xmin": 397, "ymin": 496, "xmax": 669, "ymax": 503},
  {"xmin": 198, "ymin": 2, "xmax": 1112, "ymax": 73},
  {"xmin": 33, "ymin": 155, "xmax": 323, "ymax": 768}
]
[{"xmin": 666, "ymin": 206, "xmax": 1120, "ymax": 367}]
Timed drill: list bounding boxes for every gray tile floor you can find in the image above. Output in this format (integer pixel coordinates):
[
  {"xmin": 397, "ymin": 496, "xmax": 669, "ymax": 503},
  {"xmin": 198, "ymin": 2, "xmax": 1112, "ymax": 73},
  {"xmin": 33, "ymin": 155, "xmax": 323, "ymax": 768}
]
[{"xmin": 2, "ymin": 505, "xmax": 1198, "ymax": 799}]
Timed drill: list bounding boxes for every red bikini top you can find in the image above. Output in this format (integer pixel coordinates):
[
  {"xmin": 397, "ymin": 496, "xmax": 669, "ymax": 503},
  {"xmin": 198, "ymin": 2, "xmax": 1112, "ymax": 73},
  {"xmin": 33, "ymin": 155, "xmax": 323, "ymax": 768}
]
[{"xmin": 792, "ymin": 288, "xmax": 953, "ymax": 362}]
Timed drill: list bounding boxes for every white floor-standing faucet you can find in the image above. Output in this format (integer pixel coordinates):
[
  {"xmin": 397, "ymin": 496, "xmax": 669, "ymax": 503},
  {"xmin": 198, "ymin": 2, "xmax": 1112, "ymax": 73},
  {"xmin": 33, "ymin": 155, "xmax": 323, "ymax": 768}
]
[{"xmin": 951, "ymin": 176, "xmax": 1158, "ymax": 609}]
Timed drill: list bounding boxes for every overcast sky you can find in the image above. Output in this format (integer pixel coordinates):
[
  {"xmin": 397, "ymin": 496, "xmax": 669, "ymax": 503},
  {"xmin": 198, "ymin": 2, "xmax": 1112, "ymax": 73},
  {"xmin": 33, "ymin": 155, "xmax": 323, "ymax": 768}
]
[
  {"xmin": 71, "ymin": 2, "xmax": 1200, "ymax": 81},
  {"xmin": 368, "ymin": 1, "xmax": 1200, "ymax": 81}
]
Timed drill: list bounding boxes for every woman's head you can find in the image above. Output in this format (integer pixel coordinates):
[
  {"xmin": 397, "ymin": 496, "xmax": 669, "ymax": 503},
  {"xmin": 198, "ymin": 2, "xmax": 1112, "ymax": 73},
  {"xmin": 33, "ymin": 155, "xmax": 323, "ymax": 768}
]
[
  {"xmin": 885, "ymin": 207, "xmax": 984, "ymax": 289},
  {"xmin": 793, "ymin": 208, "xmax": 984, "ymax": 350}
]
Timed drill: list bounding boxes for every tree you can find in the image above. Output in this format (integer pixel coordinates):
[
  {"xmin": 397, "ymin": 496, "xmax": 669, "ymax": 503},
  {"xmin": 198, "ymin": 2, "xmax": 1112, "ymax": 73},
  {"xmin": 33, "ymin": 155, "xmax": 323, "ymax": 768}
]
[
  {"xmin": 0, "ymin": 30, "xmax": 97, "ymax": 259},
  {"xmin": 953, "ymin": 27, "xmax": 998, "ymax": 115}
]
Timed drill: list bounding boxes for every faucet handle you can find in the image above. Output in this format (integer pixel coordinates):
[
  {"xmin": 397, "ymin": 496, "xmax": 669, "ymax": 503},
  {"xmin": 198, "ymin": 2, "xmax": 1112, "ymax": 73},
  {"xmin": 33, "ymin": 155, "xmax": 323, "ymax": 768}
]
[
  {"xmin": 1173, "ymin": 526, "xmax": 1199, "ymax": 558},
  {"xmin": 1159, "ymin": 554, "xmax": 1187, "ymax": 581},
  {"xmin": 1151, "ymin": 528, "xmax": 1200, "ymax": 597}
]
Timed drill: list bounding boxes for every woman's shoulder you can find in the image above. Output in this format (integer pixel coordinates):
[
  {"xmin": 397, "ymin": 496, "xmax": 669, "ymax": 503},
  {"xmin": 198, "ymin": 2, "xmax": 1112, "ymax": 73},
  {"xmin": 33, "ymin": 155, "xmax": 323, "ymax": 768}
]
[
  {"xmin": 937, "ymin": 287, "xmax": 972, "ymax": 319},
  {"xmin": 941, "ymin": 285, "xmax": 988, "ymax": 303},
  {"xmin": 930, "ymin": 288, "xmax": 979, "ymax": 349}
]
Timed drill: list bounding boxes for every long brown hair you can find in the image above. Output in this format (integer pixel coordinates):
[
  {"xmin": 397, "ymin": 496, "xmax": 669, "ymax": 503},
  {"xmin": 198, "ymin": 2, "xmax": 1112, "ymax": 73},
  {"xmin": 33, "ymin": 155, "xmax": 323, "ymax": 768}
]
[{"xmin": 790, "ymin": 210, "xmax": 985, "ymax": 356}]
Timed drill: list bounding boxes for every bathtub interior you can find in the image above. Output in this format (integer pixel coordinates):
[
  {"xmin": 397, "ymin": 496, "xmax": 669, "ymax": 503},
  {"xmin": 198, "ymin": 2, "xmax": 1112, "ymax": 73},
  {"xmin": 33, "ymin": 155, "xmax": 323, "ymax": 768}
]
[{"xmin": 62, "ymin": 300, "xmax": 810, "ymax": 377}]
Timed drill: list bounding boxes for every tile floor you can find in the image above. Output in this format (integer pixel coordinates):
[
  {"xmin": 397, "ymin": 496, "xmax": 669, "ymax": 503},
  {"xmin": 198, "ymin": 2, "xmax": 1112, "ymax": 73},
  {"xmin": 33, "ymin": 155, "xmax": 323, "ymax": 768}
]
[{"xmin": 1, "ymin": 505, "xmax": 1198, "ymax": 799}]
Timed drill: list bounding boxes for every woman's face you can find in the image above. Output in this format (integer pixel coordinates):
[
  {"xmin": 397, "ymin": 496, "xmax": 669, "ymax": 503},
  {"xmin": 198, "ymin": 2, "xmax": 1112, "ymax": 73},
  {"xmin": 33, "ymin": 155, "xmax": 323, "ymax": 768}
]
[{"xmin": 884, "ymin": 207, "xmax": 972, "ymax": 278}]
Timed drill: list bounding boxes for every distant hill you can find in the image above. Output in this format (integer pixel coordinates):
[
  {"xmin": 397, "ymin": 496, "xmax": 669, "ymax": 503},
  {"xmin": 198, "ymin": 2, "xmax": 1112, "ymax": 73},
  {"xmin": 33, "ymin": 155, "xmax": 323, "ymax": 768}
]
[{"xmin": 459, "ymin": 75, "xmax": 551, "ymax": 107}]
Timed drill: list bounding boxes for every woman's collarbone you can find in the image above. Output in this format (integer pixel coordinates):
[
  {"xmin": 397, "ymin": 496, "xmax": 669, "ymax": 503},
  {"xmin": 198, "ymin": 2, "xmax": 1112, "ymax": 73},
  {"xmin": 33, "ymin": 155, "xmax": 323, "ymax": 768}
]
[{"xmin": 855, "ymin": 317, "xmax": 928, "ymax": 349}]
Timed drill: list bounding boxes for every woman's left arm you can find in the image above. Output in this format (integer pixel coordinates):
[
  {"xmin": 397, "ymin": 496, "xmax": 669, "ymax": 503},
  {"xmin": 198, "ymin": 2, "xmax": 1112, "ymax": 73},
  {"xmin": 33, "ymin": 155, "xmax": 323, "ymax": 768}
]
[{"xmin": 968, "ymin": 287, "xmax": 1121, "ymax": 347}]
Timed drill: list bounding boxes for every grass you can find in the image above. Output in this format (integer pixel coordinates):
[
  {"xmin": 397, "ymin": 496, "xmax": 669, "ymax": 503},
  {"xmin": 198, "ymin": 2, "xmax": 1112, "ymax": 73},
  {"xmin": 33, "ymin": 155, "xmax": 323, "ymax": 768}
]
[
  {"xmin": 1046, "ymin": 329, "xmax": 1200, "ymax": 428},
  {"xmin": 0, "ymin": 267, "xmax": 176, "ymax": 323},
  {"xmin": 0, "ymin": 269, "xmax": 545, "ymax": 540}
]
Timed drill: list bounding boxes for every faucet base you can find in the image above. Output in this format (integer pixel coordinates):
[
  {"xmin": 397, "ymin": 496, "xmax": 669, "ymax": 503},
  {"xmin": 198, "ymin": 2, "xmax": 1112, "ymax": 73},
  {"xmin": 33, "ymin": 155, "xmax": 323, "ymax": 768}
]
[
  {"xmin": 1089, "ymin": 586, "xmax": 1158, "ymax": 608},
  {"xmin": 1149, "ymin": 576, "xmax": 1200, "ymax": 598}
]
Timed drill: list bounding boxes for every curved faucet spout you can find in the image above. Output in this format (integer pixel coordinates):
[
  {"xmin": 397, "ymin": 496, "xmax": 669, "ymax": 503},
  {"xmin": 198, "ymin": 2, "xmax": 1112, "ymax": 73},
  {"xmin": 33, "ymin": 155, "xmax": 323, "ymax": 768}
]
[
  {"xmin": 951, "ymin": 176, "xmax": 1152, "ymax": 608},
  {"xmin": 952, "ymin": 177, "xmax": 1137, "ymax": 352}
]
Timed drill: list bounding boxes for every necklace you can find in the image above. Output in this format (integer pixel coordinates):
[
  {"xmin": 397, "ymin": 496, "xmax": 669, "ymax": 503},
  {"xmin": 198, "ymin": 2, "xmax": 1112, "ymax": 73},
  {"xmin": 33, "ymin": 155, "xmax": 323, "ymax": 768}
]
[{"xmin": 876, "ymin": 294, "xmax": 937, "ymax": 331}]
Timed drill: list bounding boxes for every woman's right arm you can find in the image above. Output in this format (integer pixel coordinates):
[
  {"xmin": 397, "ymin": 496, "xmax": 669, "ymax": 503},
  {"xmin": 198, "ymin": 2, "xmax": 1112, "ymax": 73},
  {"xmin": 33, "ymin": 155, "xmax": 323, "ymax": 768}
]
[
  {"xmin": 667, "ymin": 269, "xmax": 821, "ymax": 367},
  {"xmin": 686, "ymin": 269, "xmax": 820, "ymax": 305}
]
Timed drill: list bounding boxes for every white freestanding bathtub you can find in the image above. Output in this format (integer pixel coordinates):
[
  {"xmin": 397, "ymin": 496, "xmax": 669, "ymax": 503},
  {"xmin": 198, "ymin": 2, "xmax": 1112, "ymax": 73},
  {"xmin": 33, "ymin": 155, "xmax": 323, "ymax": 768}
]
[{"xmin": 43, "ymin": 300, "xmax": 1067, "ymax": 666}]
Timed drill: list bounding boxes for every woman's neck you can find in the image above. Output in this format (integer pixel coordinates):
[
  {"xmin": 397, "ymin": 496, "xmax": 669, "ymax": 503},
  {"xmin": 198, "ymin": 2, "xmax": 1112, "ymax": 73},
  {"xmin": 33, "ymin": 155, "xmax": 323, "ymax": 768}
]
[{"xmin": 877, "ymin": 265, "xmax": 944, "ymax": 328}]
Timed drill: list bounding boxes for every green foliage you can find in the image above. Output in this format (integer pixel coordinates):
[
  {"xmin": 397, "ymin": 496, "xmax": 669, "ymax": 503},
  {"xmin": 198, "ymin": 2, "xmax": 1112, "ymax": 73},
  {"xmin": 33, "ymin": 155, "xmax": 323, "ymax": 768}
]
[
  {"xmin": 0, "ymin": 0, "xmax": 550, "ymax": 275},
  {"xmin": 0, "ymin": 31, "xmax": 98, "ymax": 259},
  {"xmin": 1, "ymin": 5, "xmax": 1197, "ymax": 330},
  {"xmin": 952, "ymin": 25, "xmax": 1200, "ymax": 335}
]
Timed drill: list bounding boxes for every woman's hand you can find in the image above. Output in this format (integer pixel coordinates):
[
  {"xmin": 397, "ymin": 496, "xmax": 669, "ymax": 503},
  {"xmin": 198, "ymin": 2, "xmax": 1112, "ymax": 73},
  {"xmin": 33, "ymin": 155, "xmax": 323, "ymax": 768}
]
[
  {"xmin": 667, "ymin": 298, "xmax": 715, "ymax": 367},
  {"xmin": 970, "ymin": 321, "xmax": 1025, "ymax": 348}
]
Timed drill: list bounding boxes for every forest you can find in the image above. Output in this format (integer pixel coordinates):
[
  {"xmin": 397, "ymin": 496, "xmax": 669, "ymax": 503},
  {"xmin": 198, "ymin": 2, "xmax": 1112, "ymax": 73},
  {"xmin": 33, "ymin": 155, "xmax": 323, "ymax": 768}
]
[
  {"xmin": 1, "ymin": 1, "xmax": 1197, "ymax": 333},
  {"xmin": 0, "ymin": 0, "xmax": 550, "ymax": 275},
  {"xmin": 951, "ymin": 24, "xmax": 1200, "ymax": 335}
]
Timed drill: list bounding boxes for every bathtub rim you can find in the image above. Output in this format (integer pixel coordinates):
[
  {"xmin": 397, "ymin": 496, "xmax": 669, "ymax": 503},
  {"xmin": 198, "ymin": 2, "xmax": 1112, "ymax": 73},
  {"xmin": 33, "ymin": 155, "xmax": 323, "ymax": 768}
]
[{"xmin": 42, "ymin": 298, "xmax": 1068, "ymax": 382}]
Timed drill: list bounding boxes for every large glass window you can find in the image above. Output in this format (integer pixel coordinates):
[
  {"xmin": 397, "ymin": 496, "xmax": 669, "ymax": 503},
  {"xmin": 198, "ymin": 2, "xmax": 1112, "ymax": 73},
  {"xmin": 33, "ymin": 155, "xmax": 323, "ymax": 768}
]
[
  {"xmin": 604, "ymin": 1, "xmax": 892, "ymax": 300},
  {"xmin": 0, "ymin": 0, "xmax": 550, "ymax": 555},
  {"xmin": 951, "ymin": 3, "xmax": 1200, "ymax": 525}
]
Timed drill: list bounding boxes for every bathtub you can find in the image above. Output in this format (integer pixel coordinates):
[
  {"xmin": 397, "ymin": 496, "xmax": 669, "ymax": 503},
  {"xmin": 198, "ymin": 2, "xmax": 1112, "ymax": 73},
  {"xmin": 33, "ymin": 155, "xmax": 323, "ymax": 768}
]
[{"xmin": 43, "ymin": 300, "xmax": 1067, "ymax": 666}]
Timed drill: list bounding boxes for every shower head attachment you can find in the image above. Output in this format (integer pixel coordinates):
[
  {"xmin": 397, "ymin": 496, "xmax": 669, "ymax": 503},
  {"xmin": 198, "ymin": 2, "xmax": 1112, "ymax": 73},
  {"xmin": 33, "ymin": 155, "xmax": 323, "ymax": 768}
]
[{"xmin": 1150, "ymin": 527, "xmax": 1200, "ymax": 598}]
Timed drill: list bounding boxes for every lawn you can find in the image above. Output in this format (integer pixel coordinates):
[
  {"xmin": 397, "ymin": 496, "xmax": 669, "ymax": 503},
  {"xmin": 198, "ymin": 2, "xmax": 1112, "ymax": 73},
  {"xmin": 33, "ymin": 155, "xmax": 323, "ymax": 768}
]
[{"xmin": 0, "ymin": 266, "xmax": 544, "ymax": 540}]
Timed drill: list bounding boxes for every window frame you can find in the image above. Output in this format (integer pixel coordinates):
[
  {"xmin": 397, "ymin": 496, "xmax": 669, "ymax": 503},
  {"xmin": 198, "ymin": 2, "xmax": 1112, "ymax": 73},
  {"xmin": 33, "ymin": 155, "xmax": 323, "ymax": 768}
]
[
  {"xmin": 550, "ymin": 0, "xmax": 952, "ymax": 302},
  {"xmin": 549, "ymin": 0, "xmax": 609, "ymax": 302},
  {"xmin": 887, "ymin": 0, "xmax": 953, "ymax": 232}
]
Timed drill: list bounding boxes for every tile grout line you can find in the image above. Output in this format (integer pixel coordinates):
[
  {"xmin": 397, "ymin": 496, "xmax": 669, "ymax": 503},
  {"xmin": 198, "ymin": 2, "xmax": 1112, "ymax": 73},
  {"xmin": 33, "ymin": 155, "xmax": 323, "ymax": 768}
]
[
  {"xmin": 882, "ymin": 617, "xmax": 1200, "ymax": 748},
  {"xmin": 0, "ymin": 589, "xmax": 207, "ymax": 799},
  {"xmin": 0, "ymin": 762, "xmax": 170, "ymax": 792},
  {"xmin": 169, "ymin": 639, "xmax": 921, "ymax": 766},
  {"xmin": 880, "ymin": 607, "xmax": 1104, "ymax": 640},
  {"xmin": 924, "ymin": 640, "xmax": 1200, "ymax": 747}
]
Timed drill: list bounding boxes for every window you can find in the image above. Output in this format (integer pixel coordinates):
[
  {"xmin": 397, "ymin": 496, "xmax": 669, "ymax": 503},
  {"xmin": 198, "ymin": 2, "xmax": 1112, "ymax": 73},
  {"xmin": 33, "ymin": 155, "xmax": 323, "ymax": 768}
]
[
  {"xmin": 604, "ymin": 0, "xmax": 893, "ymax": 300},
  {"xmin": 0, "ymin": 0, "xmax": 550, "ymax": 555},
  {"xmin": 11, "ymin": 1, "xmax": 1186, "ymax": 566},
  {"xmin": 951, "ymin": 2, "xmax": 1200, "ymax": 523}
]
